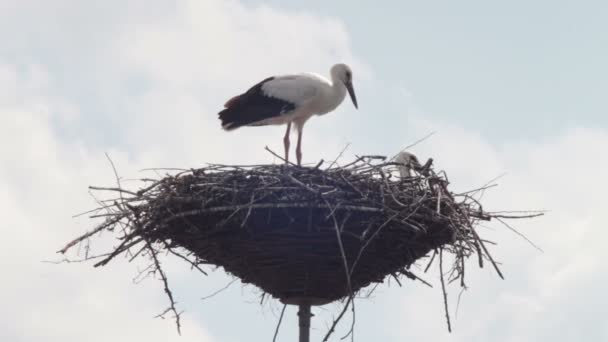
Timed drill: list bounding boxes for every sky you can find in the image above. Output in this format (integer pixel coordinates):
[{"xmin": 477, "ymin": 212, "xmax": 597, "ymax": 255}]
[{"xmin": 1, "ymin": 0, "xmax": 607, "ymax": 341}]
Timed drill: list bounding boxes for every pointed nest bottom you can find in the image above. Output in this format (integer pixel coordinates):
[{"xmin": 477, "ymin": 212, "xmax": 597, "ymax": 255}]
[{"xmin": 61, "ymin": 156, "xmax": 528, "ymax": 308}]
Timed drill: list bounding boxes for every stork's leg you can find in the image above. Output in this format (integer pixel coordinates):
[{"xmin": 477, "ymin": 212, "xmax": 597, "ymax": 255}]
[
  {"xmin": 296, "ymin": 125, "xmax": 303, "ymax": 166},
  {"xmin": 283, "ymin": 122, "xmax": 291, "ymax": 164}
]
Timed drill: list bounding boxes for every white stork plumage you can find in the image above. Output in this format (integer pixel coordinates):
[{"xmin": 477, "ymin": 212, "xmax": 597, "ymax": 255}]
[
  {"xmin": 394, "ymin": 151, "xmax": 421, "ymax": 178},
  {"xmin": 218, "ymin": 63, "xmax": 358, "ymax": 166}
]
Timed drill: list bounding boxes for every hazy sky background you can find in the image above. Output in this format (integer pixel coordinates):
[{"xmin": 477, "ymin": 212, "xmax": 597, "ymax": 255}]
[{"xmin": 1, "ymin": 1, "xmax": 607, "ymax": 341}]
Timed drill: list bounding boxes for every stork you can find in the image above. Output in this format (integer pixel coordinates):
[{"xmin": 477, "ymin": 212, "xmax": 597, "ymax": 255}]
[
  {"xmin": 394, "ymin": 151, "xmax": 421, "ymax": 178},
  {"xmin": 218, "ymin": 63, "xmax": 358, "ymax": 166}
]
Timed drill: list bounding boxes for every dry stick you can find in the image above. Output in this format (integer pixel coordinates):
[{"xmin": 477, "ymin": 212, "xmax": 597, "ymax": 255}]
[
  {"xmin": 285, "ymin": 173, "xmax": 319, "ymax": 195},
  {"xmin": 491, "ymin": 213, "xmax": 544, "ymax": 219},
  {"xmin": 240, "ymin": 193, "xmax": 257, "ymax": 228},
  {"xmin": 322, "ymin": 297, "xmax": 353, "ymax": 342},
  {"xmin": 103, "ymin": 155, "xmax": 139, "ymax": 247},
  {"xmin": 327, "ymin": 143, "xmax": 351, "ymax": 169},
  {"xmin": 105, "ymin": 153, "xmax": 127, "ymax": 210},
  {"xmin": 495, "ymin": 217, "xmax": 544, "ymax": 252},
  {"xmin": 42, "ymin": 252, "xmax": 113, "ymax": 264},
  {"xmin": 272, "ymin": 304, "xmax": 287, "ymax": 342},
  {"xmin": 391, "ymin": 274, "xmax": 403, "ymax": 287},
  {"xmin": 392, "ymin": 131, "xmax": 437, "ymax": 160},
  {"xmin": 359, "ymin": 283, "xmax": 380, "ymax": 299},
  {"xmin": 200, "ymin": 279, "xmax": 237, "ymax": 301},
  {"xmin": 454, "ymin": 286, "xmax": 467, "ymax": 320},
  {"xmin": 89, "ymin": 212, "xmax": 124, "ymax": 218},
  {"xmin": 260, "ymin": 293, "xmax": 266, "ymax": 306},
  {"xmin": 324, "ymin": 199, "xmax": 356, "ymax": 342},
  {"xmin": 88, "ymin": 186, "xmax": 139, "ymax": 196},
  {"xmin": 460, "ymin": 252, "xmax": 466, "ymax": 287},
  {"xmin": 381, "ymin": 172, "xmax": 408, "ymax": 207},
  {"xmin": 265, "ymin": 145, "xmax": 298, "ymax": 166},
  {"xmin": 340, "ymin": 299, "xmax": 356, "ymax": 342},
  {"xmin": 400, "ymin": 269, "xmax": 433, "ymax": 288},
  {"xmin": 128, "ymin": 243, "xmax": 149, "ymax": 262},
  {"xmin": 314, "ymin": 159, "xmax": 325, "ymax": 169},
  {"xmin": 135, "ymin": 178, "xmax": 166, "ymax": 196},
  {"xmin": 475, "ymin": 172, "xmax": 508, "ymax": 202},
  {"xmin": 163, "ymin": 245, "xmax": 208, "ymax": 276},
  {"xmin": 488, "ymin": 210, "xmax": 549, "ymax": 214},
  {"xmin": 424, "ymin": 249, "xmax": 438, "ymax": 273},
  {"xmin": 145, "ymin": 240, "xmax": 182, "ymax": 334},
  {"xmin": 140, "ymin": 167, "xmax": 189, "ymax": 172},
  {"xmin": 439, "ymin": 249, "xmax": 452, "ymax": 333},
  {"xmin": 470, "ymin": 228, "xmax": 504, "ymax": 279},
  {"xmin": 132, "ymin": 262, "xmax": 158, "ymax": 285},
  {"xmin": 72, "ymin": 206, "xmax": 106, "ymax": 219},
  {"xmin": 94, "ymin": 237, "xmax": 143, "ymax": 267},
  {"xmin": 454, "ymin": 183, "xmax": 499, "ymax": 196},
  {"xmin": 58, "ymin": 215, "xmax": 124, "ymax": 254}
]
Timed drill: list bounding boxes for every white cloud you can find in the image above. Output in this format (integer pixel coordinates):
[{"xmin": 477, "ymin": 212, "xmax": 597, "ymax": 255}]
[
  {"xmin": 0, "ymin": 1, "xmax": 365, "ymax": 341},
  {"xmin": 393, "ymin": 120, "xmax": 608, "ymax": 341},
  {"xmin": 116, "ymin": 0, "xmax": 365, "ymax": 87},
  {"xmin": 2, "ymin": 0, "xmax": 606, "ymax": 341}
]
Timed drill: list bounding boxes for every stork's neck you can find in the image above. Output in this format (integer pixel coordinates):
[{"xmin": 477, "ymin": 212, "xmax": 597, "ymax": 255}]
[{"xmin": 329, "ymin": 74, "xmax": 347, "ymax": 104}]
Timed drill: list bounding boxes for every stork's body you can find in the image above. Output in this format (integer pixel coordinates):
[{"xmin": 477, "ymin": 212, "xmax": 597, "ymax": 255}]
[{"xmin": 219, "ymin": 63, "xmax": 358, "ymax": 165}]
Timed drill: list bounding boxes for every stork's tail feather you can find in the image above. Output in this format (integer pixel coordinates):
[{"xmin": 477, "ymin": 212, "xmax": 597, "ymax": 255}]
[
  {"xmin": 218, "ymin": 108, "xmax": 243, "ymax": 131},
  {"xmin": 219, "ymin": 104, "xmax": 278, "ymax": 130}
]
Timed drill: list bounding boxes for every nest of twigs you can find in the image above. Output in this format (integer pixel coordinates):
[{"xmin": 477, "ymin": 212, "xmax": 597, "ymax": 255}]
[{"xmin": 61, "ymin": 153, "xmax": 540, "ymax": 334}]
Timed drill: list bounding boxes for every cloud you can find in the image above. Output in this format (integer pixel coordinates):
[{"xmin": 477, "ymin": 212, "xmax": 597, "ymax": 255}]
[
  {"xmin": 0, "ymin": 1, "xmax": 365, "ymax": 341},
  {"xmin": 2, "ymin": 0, "xmax": 606, "ymax": 341},
  {"xmin": 392, "ymin": 119, "xmax": 608, "ymax": 341},
  {"xmin": 115, "ymin": 0, "xmax": 365, "ymax": 87}
]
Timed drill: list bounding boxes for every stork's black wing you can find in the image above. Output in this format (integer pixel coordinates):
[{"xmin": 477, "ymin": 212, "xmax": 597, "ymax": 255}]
[{"xmin": 218, "ymin": 77, "xmax": 296, "ymax": 130}]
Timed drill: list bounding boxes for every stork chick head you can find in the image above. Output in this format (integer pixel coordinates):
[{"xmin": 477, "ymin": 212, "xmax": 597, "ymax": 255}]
[{"xmin": 395, "ymin": 151, "xmax": 421, "ymax": 178}]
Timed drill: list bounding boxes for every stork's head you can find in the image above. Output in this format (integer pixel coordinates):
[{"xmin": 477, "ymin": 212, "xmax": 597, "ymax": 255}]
[
  {"xmin": 394, "ymin": 151, "xmax": 421, "ymax": 178},
  {"xmin": 331, "ymin": 63, "xmax": 358, "ymax": 109}
]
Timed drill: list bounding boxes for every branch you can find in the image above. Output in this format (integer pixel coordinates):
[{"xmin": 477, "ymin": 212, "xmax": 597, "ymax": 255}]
[{"xmin": 272, "ymin": 304, "xmax": 287, "ymax": 342}]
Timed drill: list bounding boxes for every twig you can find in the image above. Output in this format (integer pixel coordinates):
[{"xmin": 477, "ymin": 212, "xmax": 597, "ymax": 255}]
[
  {"xmin": 424, "ymin": 249, "xmax": 438, "ymax": 273},
  {"xmin": 163, "ymin": 245, "xmax": 208, "ymax": 275},
  {"xmin": 496, "ymin": 217, "xmax": 543, "ymax": 252},
  {"xmin": 146, "ymin": 240, "xmax": 181, "ymax": 334},
  {"xmin": 325, "ymin": 199, "xmax": 356, "ymax": 342},
  {"xmin": 272, "ymin": 304, "xmax": 287, "ymax": 342},
  {"xmin": 327, "ymin": 143, "xmax": 351, "ymax": 169},
  {"xmin": 265, "ymin": 146, "xmax": 297, "ymax": 166},
  {"xmin": 201, "ymin": 279, "xmax": 237, "ymax": 301},
  {"xmin": 392, "ymin": 131, "xmax": 437, "ymax": 159},
  {"xmin": 455, "ymin": 286, "xmax": 467, "ymax": 319},
  {"xmin": 322, "ymin": 297, "xmax": 353, "ymax": 342},
  {"xmin": 58, "ymin": 215, "xmax": 123, "ymax": 254},
  {"xmin": 470, "ymin": 228, "xmax": 504, "ymax": 279},
  {"xmin": 88, "ymin": 186, "xmax": 138, "ymax": 196},
  {"xmin": 400, "ymin": 269, "xmax": 433, "ymax": 288},
  {"xmin": 439, "ymin": 249, "xmax": 452, "ymax": 332}
]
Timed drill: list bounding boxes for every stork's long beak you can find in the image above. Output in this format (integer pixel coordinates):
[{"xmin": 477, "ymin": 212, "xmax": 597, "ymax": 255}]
[{"xmin": 345, "ymin": 81, "xmax": 358, "ymax": 109}]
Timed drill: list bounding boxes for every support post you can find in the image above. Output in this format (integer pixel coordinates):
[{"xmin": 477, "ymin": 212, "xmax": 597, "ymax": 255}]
[{"xmin": 298, "ymin": 303, "xmax": 312, "ymax": 342}]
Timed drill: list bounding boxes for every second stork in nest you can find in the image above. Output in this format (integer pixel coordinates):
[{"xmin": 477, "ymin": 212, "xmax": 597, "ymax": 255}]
[{"xmin": 218, "ymin": 63, "xmax": 358, "ymax": 166}]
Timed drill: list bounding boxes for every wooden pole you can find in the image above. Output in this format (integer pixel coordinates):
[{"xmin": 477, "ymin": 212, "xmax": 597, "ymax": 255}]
[{"xmin": 298, "ymin": 303, "xmax": 312, "ymax": 342}]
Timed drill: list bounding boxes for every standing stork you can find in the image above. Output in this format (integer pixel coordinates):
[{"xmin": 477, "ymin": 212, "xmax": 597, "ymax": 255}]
[{"xmin": 218, "ymin": 63, "xmax": 358, "ymax": 166}]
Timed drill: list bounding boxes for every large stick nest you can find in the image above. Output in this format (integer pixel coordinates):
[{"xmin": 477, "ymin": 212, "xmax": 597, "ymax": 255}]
[{"xmin": 61, "ymin": 154, "xmax": 538, "ymax": 331}]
